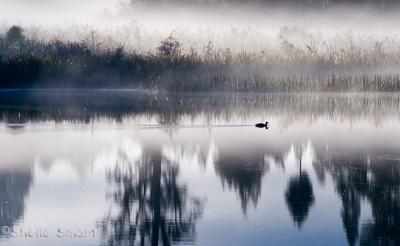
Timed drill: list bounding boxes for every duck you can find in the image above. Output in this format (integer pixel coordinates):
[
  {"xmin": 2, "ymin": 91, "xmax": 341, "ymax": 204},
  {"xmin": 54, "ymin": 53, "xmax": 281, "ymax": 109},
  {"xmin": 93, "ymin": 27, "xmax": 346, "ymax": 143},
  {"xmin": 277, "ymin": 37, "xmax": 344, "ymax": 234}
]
[{"xmin": 255, "ymin": 121, "xmax": 269, "ymax": 129}]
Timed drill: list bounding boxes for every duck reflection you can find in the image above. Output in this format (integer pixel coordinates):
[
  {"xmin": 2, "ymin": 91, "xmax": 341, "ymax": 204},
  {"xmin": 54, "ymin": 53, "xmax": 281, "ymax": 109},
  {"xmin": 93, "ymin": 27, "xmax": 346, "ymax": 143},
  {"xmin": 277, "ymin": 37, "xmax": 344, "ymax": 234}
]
[
  {"xmin": 285, "ymin": 147, "xmax": 314, "ymax": 228},
  {"xmin": 101, "ymin": 144, "xmax": 204, "ymax": 246},
  {"xmin": 0, "ymin": 171, "xmax": 32, "ymax": 236}
]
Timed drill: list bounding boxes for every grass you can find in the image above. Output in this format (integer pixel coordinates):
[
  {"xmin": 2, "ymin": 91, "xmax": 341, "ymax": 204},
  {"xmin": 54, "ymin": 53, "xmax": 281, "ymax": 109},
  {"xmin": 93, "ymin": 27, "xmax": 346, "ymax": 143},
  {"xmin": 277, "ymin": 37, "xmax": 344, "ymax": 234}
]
[{"xmin": 2, "ymin": 25, "xmax": 400, "ymax": 92}]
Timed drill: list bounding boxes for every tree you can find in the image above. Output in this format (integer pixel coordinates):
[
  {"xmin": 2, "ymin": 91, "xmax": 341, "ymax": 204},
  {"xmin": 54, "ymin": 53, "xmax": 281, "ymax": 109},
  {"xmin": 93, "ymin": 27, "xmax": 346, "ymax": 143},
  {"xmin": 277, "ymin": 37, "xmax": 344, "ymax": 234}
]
[
  {"xmin": 5, "ymin": 26, "xmax": 25, "ymax": 44},
  {"xmin": 157, "ymin": 34, "xmax": 182, "ymax": 58}
]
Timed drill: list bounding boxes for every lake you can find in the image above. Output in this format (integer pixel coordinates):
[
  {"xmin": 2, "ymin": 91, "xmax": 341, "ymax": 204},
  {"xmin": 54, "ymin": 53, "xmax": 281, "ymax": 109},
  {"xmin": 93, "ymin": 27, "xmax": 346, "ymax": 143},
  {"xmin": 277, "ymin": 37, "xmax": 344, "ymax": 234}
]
[{"xmin": 0, "ymin": 90, "xmax": 400, "ymax": 245}]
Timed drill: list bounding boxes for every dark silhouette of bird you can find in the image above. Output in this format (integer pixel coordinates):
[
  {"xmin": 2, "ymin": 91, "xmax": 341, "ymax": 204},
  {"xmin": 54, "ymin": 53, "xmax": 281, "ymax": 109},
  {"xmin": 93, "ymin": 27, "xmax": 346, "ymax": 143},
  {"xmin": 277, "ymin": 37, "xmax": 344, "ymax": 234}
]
[{"xmin": 255, "ymin": 121, "xmax": 269, "ymax": 129}]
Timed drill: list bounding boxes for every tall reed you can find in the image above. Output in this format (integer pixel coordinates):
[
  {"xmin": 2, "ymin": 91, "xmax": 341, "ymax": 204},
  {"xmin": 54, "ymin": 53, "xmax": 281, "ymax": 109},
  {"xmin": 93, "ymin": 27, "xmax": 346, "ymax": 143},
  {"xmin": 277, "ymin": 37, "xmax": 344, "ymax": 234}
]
[{"xmin": 1, "ymin": 26, "xmax": 400, "ymax": 92}]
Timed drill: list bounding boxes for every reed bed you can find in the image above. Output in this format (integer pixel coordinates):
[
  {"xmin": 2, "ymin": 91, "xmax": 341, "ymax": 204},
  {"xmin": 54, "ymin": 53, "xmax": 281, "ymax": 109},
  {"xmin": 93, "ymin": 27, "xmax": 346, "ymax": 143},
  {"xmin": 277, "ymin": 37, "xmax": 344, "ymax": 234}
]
[{"xmin": 1, "ymin": 26, "xmax": 400, "ymax": 91}]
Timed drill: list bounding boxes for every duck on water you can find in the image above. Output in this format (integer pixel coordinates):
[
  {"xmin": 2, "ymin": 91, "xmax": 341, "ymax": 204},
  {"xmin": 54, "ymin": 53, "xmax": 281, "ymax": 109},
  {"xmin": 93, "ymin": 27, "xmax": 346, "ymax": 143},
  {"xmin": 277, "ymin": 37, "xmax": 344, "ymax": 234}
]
[{"xmin": 255, "ymin": 121, "xmax": 269, "ymax": 129}]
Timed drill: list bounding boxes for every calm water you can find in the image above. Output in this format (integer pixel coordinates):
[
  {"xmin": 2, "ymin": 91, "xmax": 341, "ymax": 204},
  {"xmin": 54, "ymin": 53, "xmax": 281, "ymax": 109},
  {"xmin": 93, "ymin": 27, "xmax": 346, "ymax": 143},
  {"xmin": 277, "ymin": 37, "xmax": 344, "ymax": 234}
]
[{"xmin": 1, "ymin": 90, "xmax": 400, "ymax": 245}]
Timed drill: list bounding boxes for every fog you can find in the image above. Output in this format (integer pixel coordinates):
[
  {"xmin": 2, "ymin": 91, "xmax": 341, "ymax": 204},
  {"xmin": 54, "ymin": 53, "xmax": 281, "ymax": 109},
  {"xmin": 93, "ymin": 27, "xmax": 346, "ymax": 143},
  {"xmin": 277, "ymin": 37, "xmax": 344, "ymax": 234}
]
[{"xmin": 2, "ymin": 0, "xmax": 400, "ymax": 52}]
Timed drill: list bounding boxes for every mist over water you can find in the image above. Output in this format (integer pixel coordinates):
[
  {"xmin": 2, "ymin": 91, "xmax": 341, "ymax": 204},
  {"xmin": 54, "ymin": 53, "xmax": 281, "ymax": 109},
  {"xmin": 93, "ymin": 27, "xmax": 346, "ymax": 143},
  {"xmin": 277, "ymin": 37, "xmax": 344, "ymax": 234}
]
[{"xmin": 1, "ymin": 91, "xmax": 400, "ymax": 245}]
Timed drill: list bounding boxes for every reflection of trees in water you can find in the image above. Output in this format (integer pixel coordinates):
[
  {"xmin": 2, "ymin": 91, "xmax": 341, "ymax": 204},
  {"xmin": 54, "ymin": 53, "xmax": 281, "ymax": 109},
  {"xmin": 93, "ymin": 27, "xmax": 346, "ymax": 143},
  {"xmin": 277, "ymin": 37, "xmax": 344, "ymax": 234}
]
[
  {"xmin": 284, "ymin": 147, "xmax": 314, "ymax": 228},
  {"xmin": 97, "ymin": 137, "xmax": 400, "ymax": 245},
  {"xmin": 213, "ymin": 143, "xmax": 316, "ymax": 223},
  {"xmin": 214, "ymin": 150, "xmax": 267, "ymax": 214},
  {"xmin": 0, "ymin": 171, "xmax": 32, "ymax": 236},
  {"xmin": 315, "ymin": 154, "xmax": 400, "ymax": 245},
  {"xmin": 329, "ymin": 158, "xmax": 368, "ymax": 246},
  {"xmin": 261, "ymin": 143, "xmax": 400, "ymax": 244},
  {"xmin": 2, "ymin": 92, "xmax": 400, "ymax": 125},
  {"xmin": 274, "ymin": 143, "xmax": 400, "ymax": 244},
  {"xmin": 358, "ymin": 159, "xmax": 400, "ymax": 245},
  {"xmin": 285, "ymin": 173, "xmax": 314, "ymax": 228},
  {"xmin": 101, "ymin": 145, "xmax": 204, "ymax": 245}
]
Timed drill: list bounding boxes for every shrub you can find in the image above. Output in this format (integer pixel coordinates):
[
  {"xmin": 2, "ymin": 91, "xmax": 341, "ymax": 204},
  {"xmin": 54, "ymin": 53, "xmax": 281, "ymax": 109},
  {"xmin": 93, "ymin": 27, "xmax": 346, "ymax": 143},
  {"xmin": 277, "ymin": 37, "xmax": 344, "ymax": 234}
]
[
  {"xmin": 157, "ymin": 33, "xmax": 182, "ymax": 58},
  {"xmin": 6, "ymin": 26, "xmax": 25, "ymax": 44}
]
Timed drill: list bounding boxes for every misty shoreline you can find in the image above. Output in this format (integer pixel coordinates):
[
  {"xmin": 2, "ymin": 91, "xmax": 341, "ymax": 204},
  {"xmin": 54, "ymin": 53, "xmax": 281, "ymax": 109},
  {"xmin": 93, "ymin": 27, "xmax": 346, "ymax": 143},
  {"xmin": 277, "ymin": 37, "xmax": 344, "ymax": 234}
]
[{"xmin": 2, "ymin": 26, "xmax": 400, "ymax": 92}]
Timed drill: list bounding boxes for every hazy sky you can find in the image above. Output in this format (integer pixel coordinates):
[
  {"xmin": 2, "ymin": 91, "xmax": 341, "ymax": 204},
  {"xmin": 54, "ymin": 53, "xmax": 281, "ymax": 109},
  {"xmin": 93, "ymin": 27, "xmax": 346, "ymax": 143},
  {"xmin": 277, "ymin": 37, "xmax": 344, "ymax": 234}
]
[
  {"xmin": 0, "ymin": 0, "xmax": 118, "ymax": 25},
  {"xmin": 1, "ymin": 0, "xmax": 400, "ymax": 51}
]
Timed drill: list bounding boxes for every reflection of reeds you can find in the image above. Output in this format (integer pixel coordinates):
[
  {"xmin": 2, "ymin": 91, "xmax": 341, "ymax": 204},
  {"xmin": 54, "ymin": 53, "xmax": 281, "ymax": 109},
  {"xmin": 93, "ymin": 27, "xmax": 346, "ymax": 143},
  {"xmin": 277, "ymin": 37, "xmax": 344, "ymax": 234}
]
[
  {"xmin": 1, "ymin": 91, "xmax": 399, "ymax": 125},
  {"xmin": 2, "ymin": 26, "xmax": 400, "ymax": 91}
]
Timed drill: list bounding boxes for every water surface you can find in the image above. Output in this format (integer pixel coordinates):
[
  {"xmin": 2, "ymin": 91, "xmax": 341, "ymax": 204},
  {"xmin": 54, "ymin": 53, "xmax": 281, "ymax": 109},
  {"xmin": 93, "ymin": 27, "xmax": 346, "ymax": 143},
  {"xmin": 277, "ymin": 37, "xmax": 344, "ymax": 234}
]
[{"xmin": 1, "ymin": 90, "xmax": 400, "ymax": 245}]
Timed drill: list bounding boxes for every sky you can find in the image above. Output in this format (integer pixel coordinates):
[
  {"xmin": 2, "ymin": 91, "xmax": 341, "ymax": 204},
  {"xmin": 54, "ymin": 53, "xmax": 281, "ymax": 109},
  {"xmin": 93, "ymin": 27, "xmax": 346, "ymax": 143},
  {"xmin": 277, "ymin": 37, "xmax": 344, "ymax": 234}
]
[
  {"xmin": 0, "ymin": 0, "xmax": 118, "ymax": 25},
  {"xmin": 1, "ymin": 0, "xmax": 400, "ymax": 51}
]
